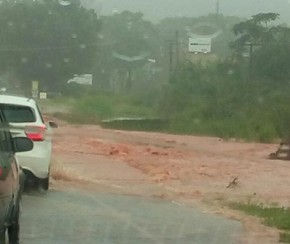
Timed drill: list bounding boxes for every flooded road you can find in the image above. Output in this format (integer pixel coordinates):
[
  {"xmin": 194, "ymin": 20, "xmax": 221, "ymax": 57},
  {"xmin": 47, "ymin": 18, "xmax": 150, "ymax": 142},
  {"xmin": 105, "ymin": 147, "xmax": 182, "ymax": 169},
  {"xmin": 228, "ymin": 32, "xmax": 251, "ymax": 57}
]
[
  {"xmin": 21, "ymin": 189, "xmax": 242, "ymax": 244},
  {"xmin": 18, "ymin": 119, "xmax": 283, "ymax": 243}
]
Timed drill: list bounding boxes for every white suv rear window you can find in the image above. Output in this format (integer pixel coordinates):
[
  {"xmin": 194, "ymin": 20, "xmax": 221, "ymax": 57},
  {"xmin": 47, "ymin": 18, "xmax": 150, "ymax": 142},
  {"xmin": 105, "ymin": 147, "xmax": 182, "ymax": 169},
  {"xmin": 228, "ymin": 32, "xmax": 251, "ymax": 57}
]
[{"xmin": 2, "ymin": 104, "xmax": 36, "ymax": 123}]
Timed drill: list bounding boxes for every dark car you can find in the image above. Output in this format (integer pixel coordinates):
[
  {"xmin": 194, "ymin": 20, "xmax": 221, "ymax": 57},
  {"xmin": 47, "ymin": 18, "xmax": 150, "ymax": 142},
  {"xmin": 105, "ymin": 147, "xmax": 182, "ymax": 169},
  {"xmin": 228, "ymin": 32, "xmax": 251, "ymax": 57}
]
[{"xmin": 0, "ymin": 111, "xmax": 33, "ymax": 243}]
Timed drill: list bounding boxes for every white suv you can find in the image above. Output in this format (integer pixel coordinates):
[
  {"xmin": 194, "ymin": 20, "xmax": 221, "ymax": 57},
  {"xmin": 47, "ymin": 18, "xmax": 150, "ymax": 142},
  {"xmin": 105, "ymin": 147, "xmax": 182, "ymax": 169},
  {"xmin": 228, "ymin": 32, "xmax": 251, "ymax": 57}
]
[{"xmin": 0, "ymin": 95, "xmax": 57, "ymax": 190}]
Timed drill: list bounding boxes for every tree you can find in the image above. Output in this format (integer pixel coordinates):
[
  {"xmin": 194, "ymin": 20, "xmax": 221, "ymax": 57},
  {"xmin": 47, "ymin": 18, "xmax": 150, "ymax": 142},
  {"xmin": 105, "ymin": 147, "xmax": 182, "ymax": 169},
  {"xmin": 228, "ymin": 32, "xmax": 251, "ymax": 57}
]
[
  {"xmin": 94, "ymin": 11, "xmax": 161, "ymax": 92},
  {"xmin": 231, "ymin": 13, "xmax": 279, "ymax": 49},
  {"xmin": 101, "ymin": 11, "xmax": 159, "ymax": 56},
  {"xmin": 231, "ymin": 13, "xmax": 290, "ymax": 82},
  {"xmin": 0, "ymin": 0, "xmax": 101, "ymax": 91},
  {"xmin": 157, "ymin": 14, "xmax": 243, "ymax": 58}
]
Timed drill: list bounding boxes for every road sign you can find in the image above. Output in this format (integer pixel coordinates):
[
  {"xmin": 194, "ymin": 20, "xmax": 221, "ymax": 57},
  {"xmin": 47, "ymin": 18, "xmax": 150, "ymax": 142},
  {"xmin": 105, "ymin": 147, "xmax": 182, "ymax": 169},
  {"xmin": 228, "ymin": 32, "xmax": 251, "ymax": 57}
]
[
  {"xmin": 32, "ymin": 81, "xmax": 38, "ymax": 91},
  {"xmin": 188, "ymin": 37, "xmax": 212, "ymax": 54},
  {"xmin": 32, "ymin": 81, "xmax": 39, "ymax": 98}
]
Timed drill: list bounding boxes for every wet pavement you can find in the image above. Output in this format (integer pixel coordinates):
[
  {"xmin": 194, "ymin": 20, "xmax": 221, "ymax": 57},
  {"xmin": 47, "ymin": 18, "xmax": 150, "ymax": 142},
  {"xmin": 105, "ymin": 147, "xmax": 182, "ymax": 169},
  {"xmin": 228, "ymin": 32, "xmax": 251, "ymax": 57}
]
[{"xmin": 20, "ymin": 189, "xmax": 243, "ymax": 244}]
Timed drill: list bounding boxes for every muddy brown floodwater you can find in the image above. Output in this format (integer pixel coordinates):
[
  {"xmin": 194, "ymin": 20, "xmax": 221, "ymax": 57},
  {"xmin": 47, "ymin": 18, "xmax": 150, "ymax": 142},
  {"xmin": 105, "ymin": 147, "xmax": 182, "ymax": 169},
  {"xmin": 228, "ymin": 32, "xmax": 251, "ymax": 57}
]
[{"xmin": 48, "ymin": 118, "xmax": 286, "ymax": 243}]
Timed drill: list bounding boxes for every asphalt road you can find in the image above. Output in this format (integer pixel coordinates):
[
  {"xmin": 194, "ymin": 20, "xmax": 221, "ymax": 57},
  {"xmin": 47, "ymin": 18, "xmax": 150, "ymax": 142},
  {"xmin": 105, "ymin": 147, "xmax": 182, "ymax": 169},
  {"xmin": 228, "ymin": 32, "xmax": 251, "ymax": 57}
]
[{"xmin": 20, "ymin": 189, "xmax": 243, "ymax": 244}]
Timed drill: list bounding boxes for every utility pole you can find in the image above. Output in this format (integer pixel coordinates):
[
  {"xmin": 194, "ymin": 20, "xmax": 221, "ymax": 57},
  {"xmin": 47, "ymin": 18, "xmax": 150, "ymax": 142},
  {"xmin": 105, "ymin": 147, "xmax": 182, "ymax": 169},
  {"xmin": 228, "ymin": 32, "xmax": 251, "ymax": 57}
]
[
  {"xmin": 127, "ymin": 66, "xmax": 132, "ymax": 91},
  {"xmin": 243, "ymin": 42, "xmax": 261, "ymax": 77},
  {"xmin": 175, "ymin": 30, "xmax": 180, "ymax": 82},
  {"xmin": 166, "ymin": 31, "xmax": 180, "ymax": 81},
  {"xmin": 165, "ymin": 40, "xmax": 174, "ymax": 77},
  {"xmin": 216, "ymin": 0, "xmax": 220, "ymax": 21},
  {"xmin": 169, "ymin": 41, "xmax": 173, "ymax": 74},
  {"xmin": 249, "ymin": 43, "xmax": 254, "ymax": 75},
  {"xmin": 175, "ymin": 30, "xmax": 180, "ymax": 69}
]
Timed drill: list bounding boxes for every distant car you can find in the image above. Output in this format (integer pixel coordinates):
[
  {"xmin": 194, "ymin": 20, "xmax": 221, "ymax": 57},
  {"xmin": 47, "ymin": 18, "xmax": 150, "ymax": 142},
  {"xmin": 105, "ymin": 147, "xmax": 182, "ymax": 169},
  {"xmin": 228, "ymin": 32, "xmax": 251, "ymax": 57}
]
[
  {"xmin": 0, "ymin": 95, "xmax": 58, "ymax": 190},
  {"xmin": 0, "ymin": 109, "xmax": 33, "ymax": 243}
]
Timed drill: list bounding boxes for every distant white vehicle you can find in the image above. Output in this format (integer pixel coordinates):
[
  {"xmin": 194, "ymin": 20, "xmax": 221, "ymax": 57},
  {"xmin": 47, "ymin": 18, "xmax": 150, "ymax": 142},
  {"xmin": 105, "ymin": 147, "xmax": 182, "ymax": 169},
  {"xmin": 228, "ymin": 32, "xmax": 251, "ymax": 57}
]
[{"xmin": 67, "ymin": 74, "xmax": 92, "ymax": 86}]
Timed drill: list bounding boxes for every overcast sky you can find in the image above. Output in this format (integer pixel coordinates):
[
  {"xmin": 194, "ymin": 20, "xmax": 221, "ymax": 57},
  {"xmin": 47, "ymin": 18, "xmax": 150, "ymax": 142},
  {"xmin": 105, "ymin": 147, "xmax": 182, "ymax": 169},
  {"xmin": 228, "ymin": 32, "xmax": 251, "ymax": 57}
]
[{"xmin": 80, "ymin": 0, "xmax": 290, "ymax": 22}]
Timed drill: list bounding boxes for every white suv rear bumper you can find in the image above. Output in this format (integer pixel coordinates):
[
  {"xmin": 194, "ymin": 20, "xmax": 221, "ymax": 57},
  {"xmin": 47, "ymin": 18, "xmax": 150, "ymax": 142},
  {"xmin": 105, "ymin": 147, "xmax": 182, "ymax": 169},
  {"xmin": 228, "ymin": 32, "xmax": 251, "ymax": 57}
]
[{"xmin": 16, "ymin": 141, "xmax": 51, "ymax": 179}]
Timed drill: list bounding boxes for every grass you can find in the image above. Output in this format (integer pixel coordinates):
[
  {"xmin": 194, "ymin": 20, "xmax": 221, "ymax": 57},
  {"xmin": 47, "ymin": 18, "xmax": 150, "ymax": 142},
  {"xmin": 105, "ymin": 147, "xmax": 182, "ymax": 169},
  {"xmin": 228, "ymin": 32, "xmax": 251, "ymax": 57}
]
[
  {"xmin": 47, "ymin": 97, "xmax": 280, "ymax": 143},
  {"xmin": 281, "ymin": 233, "xmax": 290, "ymax": 243},
  {"xmin": 46, "ymin": 93, "xmax": 159, "ymax": 126},
  {"xmin": 41, "ymin": 91, "xmax": 284, "ymax": 143},
  {"xmin": 230, "ymin": 202, "xmax": 290, "ymax": 243},
  {"xmin": 101, "ymin": 118, "xmax": 170, "ymax": 132}
]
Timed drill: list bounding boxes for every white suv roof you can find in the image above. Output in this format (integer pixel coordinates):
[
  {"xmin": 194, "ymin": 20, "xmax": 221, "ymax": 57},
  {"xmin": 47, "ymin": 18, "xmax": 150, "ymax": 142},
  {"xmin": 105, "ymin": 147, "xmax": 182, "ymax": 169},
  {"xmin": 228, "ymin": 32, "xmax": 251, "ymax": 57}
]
[{"xmin": 0, "ymin": 95, "xmax": 36, "ymax": 107}]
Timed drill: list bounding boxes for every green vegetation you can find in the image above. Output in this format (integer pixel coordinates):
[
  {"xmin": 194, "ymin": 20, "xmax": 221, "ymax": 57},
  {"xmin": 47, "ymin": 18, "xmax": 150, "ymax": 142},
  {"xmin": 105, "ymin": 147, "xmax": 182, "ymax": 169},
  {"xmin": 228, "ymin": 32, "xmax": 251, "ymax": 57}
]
[
  {"xmin": 49, "ymin": 92, "xmax": 155, "ymax": 124},
  {"xmin": 46, "ymin": 12, "xmax": 290, "ymax": 142},
  {"xmin": 160, "ymin": 61, "xmax": 290, "ymax": 142},
  {"xmin": 51, "ymin": 74, "xmax": 290, "ymax": 142},
  {"xmin": 101, "ymin": 119, "xmax": 169, "ymax": 132},
  {"xmin": 1, "ymin": 3, "xmax": 290, "ymax": 142},
  {"xmin": 230, "ymin": 202, "xmax": 290, "ymax": 243},
  {"xmin": 73, "ymin": 93, "xmax": 153, "ymax": 119},
  {"xmin": 159, "ymin": 13, "xmax": 290, "ymax": 142},
  {"xmin": 0, "ymin": 0, "xmax": 101, "ymax": 91},
  {"xmin": 280, "ymin": 233, "xmax": 290, "ymax": 243}
]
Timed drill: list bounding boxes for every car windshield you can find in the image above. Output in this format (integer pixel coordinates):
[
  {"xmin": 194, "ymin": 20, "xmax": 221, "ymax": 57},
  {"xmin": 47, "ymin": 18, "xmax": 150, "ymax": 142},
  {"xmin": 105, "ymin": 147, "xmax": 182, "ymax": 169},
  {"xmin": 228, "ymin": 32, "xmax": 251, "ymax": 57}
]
[
  {"xmin": 1, "ymin": 105, "xmax": 36, "ymax": 123},
  {"xmin": 1, "ymin": 0, "xmax": 290, "ymax": 243}
]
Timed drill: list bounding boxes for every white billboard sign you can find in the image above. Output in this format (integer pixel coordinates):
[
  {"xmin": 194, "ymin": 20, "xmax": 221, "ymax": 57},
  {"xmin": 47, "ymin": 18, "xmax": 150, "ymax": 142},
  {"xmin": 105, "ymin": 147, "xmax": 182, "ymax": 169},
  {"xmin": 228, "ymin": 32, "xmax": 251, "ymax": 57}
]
[{"xmin": 188, "ymin": 37, "xmax": 212, "ymax": 53}]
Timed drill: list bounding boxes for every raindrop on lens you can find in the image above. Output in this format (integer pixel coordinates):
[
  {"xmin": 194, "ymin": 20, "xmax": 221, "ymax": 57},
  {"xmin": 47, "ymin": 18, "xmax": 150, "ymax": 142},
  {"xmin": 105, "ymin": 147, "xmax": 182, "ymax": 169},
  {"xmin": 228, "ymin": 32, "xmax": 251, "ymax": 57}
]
[
  {"xmin": 227, "ymin": 69, "xmax": 234, "ymax": 75},
  {"xmin": 21, "ymin": 57, "xmax": 28, "ymax": 63},
  {"xmin": 97, "ymin": 34, "xmax": 104, "ymax": 39},
  {"xmin": 194, "ymin": 118, "xmax": 201, "ymax": 124},
  {"xmin": 258, "ymin": 97, "xmax": 264, "ymax": 104}
]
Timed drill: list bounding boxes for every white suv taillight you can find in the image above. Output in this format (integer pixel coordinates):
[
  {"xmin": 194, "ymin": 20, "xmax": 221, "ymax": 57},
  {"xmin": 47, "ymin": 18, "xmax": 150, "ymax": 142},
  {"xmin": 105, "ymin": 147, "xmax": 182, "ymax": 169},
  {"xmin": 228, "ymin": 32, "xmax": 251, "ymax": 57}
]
[{"xmin": 25, "ymin": 125, "xmax": 46, "ymax": 141}]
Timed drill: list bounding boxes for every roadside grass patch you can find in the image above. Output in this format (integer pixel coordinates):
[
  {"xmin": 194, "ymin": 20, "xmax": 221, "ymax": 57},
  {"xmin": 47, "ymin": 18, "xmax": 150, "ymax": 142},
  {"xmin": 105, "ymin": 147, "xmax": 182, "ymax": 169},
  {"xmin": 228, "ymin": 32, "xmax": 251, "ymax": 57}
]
[
  {"xmin": 101, "ymin": 118, "xmax": 170, "ymax": 132},
  {"xmin": 42, "ymin": 92, "xmax": 281, "ymax": 143},
  {"xmin": 48, "ymin": 93, "xmax": 155, "ymax": 124},
  {"xmin": 230, "ymin": 202, "xmax": 290, "ymax": 243},
  {"xmin": 52, "ymin": 111, "xmax": 99, "ymax": 124},
  {"xmin": 280, "ymin": 233, "xmax": 290, "ymax": 243}
]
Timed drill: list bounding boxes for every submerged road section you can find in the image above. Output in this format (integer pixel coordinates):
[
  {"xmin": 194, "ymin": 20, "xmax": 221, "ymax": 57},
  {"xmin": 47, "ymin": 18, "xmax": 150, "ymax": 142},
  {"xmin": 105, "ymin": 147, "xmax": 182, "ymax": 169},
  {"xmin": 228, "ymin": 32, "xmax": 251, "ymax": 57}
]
[{"xmin": 21, "ymin": 190, "xmax": 242, "ymax": 244}]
